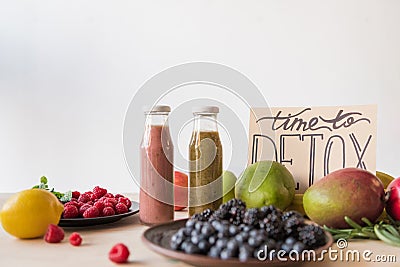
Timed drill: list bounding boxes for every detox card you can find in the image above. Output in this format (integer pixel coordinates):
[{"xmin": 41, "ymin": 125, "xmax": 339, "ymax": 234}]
[{"xmin": 248, "ymin": 105, "xmax": 377, "ymax": 193}]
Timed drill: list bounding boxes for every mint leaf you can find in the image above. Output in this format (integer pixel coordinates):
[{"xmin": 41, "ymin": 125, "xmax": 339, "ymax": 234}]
[
  {"xmin": 39, "ymin": 183, "xmax": 48, "ymax": 189},
  {"xmin": 60, "ymin": 191, "xmax": 72, "ymax": 202},
  {"xmin": 40, "ymin": 176, "xmax": 48, "ymax": 184},
  {"xmin": 50, "ymin": 188, "xmax": 64, "ymax": 199},
  {"xmin": 33, "ymin": 176, "xmax": 72, "ymax": 202}
]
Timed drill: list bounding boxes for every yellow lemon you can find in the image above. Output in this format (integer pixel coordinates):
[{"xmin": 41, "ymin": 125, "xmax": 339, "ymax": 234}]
[{"xmin": 0, "ymin": 189, "xmax": 64, "ymax": 239}]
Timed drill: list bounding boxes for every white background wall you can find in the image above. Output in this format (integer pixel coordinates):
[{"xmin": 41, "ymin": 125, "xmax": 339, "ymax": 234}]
[{"xmin": 1, "ymin": 0, "xmax": 399, "ymax": 193}]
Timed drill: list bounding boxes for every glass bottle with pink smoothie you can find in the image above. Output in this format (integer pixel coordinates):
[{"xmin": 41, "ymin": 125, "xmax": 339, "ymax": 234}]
[{"xmin": 140, "ymin": 105, "xmax": 174, "ymax": 225}]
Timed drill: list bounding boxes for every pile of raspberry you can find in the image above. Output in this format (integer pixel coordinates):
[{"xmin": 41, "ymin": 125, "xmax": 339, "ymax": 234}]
[{"xmin": 62, "ymin": 186, "xmax": 132, "ymax": 219}]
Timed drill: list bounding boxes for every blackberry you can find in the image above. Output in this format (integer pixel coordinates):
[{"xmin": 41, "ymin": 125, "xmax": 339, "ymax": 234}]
[
  {"xmin": 297, "ymin": 224, "xmax": 326, "ymax": 249},
  {"xmin": 212, "ymin": 203, "xmax": 230, "ymax": 220},
  {"xmin": 172, "ymin": 202, "xmax": 320, "ymax": 261},
  {"xmin": 229, "ymin": 205, "xmax": 246, "ymax": 225},
  {"xmin": 191, "ymin": 208, "xmax": 214, "ymax": 222},
  {"xmin": 200, "ymin": 208, "xmax": 214, "ymax": 220},
  {"xmin": 223, "ymin": 198, "xmax": 246, "ymax": 211},
  {"xmin": 283, "ymin": 217, "xmax": 306, "ymax": 238},
  {"xmin": 227, "ymin": 199, "xmax": 246, "ymax": 225},
  {"xmin": 281, "ymin": 210, "xmax": 304, "ymax": 221},
  {"xmin": 259, "ymin": 205, "xmax": 279, "ymax": 218},
  {"xmin": 190, "ymin": 213, "xmax": 207, "ymax": 222},
  {"xmin": 243, "ymin": 208, "xmax": 260, "ymax": 227},
  {"xmin": 212, "ymin": 198, "xmax": 246, "ymax": 225},
  {"xmin": 259, "ymin": 211, "xmax": 283, "ymax": 240}
]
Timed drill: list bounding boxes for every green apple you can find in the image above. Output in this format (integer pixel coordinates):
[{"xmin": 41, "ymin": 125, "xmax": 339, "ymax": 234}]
[
  {"xmin": 235, "ymin": 160, "xmax": 295, "ymax": 210},
  {"xmin": 222, "ymin": 170, "xmax": 237, "ymax": 203}
]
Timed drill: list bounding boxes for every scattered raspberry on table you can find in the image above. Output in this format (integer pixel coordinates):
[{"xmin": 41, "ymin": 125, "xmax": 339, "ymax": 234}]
[
  {"xmin": 44, "ymin": 224, "xmax": 64, "ymax": 243},
  {"xmin": 69, "ymin": 232, "xmax": 82, "ymax": 246},
  {"xmin": 109, "ymin": 243, "xmax": 130, "ymax": 263}
]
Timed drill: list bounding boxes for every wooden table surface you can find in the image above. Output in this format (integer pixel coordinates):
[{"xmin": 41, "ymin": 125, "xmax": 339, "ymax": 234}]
[{"xmin": 0, "ymin": 193, "xmax": 399, "ymax": 267}]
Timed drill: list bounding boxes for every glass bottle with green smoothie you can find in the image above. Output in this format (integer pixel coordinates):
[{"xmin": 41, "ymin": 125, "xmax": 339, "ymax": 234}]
[{"xmin": 189, "ymin": 106, "xmax": 223, "ymax": 216}]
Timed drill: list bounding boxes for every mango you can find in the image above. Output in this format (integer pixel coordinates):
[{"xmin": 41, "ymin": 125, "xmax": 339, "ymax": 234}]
[{"xmin": 303, "ymin": 168, "xmax": 385, "ymax": 228}]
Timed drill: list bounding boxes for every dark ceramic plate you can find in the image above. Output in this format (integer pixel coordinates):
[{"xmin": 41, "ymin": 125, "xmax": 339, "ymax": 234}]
[
  {"xmin": 59, "ymin": 201, "xmax": 139, "ymax": 227},
  {"xmin": 142, "ymin": 219, "xmax": 333, "ymax": 267}
]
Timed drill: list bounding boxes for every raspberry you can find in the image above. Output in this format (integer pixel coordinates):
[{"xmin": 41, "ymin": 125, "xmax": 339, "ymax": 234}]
[
  {"xmin": 72, "ymin": 191, "xmax": 80, "ymax": 199},
  {"xmin": 104, "ymin": 202, "xmax": 115, "ymax": 210},
  {"xmin": 103, "ymin": 207, "xmax": 116, "ymax": 216},
  {"xmin": 63, "ymin": 205, "xmax": 79, "ymax": 218},
  {"xmin": 104, "ymin": 197, "xmax": 118, "ymax": 207},
  {"xmin": 64, "ymin": 201, "xmax": 79, "ymax": 208},
  {"xmin": 44, "ymin": 224, "xmax": 64, "ymax": 243},
  {"xmin": 69, "ymin": 232, "xmax": 82, "ymax": 246},
  {"xmin": 118, "ymin": 197, "xmax": 132, "ymax": 209},
  {"xmin": 115, "ymin": 203, "xmax": 128, "ymax": 214},
  {"xmin": 104, "ymin": 193, "xmax": 114, "ymax": 198},
  {"xmin": 90, "ymin": 193, "xmax": 98, "ymax": 201},
  {"xmin": 115, "ymin": 194, "xmax": 125, "ymax": 199},
  {"xmin": 79, "ymin": 203, "xmax": 92, "ymax": 216},
  {"xmin": 83, "ymin": 206, "xmax": 100, "ymax": 218},
  {"xmin": 93, "ymin": 186, "xmax": 107, "ymax": 199},
  {"xmin": 78, "ymin": 193, "xmax": 91, "ymax": 203},
  {"xmin": 94, "ymin": 201, "xmax": 105, "ymax": 213},
  {"xmin": 109, "ymin": 243, "xmax": 130, "ymax": 263}
]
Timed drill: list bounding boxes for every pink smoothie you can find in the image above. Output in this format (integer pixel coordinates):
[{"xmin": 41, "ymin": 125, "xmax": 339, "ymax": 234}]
[{"xmin": 140, "ymin": 125, "xmax": 174, "ymax": 225}]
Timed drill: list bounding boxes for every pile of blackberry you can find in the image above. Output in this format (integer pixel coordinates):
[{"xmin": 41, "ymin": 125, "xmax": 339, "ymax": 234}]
[{"xmin": 170, "ymin": 198, "xmax": 326, "ymax": 262}]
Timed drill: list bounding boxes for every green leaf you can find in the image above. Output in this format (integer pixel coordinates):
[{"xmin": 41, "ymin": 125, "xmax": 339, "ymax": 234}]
[
  {"xmin": 40, "ymin": 176, "xmax": 48, "ymax": 184},
  {"xmin": 39, "ymin": 183, "xmax": 48, "ymax": 189},
  {"xmin": 32, "ymin": 176, "xmax": 73, "ymax": 202},
  {"xmin": 60, "ymin": 191, "xmax": 72, "ymax": 202}
]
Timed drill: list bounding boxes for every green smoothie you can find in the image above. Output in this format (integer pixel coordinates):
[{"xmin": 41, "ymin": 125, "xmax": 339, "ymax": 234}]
[{"xmin": 189, "ymin": 131, "xmax": 223, "ymax": 215}]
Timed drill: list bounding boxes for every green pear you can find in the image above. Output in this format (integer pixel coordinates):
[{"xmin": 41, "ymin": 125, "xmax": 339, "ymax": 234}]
[
  {"xmin": 235, "ymin": 160, "xmax": 295, "ymax": 210},
  {"xmin": 222, "ymin": 170, "xmax": 237, "ymax": 203}
]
